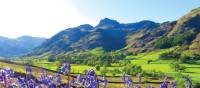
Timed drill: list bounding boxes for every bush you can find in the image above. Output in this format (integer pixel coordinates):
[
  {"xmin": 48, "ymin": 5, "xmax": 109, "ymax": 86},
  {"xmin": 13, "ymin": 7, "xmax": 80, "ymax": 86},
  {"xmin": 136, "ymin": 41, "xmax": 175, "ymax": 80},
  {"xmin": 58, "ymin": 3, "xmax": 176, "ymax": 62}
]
[
  {"xmin": 170, "ymin": 62, "xmax": 186, "ymax": 72},
  {"xmin": 174, "ymin": 72, "xmax": 186, "ymax": 87},
  {"xmin": 178, "ymin": 65, "xmax": 186, "ymax": 72},
  {"xmin": 142, "ymin": 70, "xmax": 165, "ymax": 78},
  {"xmin": 122, "ymin": 65, "xmax": 142, "ymax": 75},
  {"xmin": 48, "ymin": 55, "xmax": 56, "ymax": 62},
  {"xmin": 100, "ymin": 66, "xmax": 108, "ymax": 76},
  {"xmin": 111, "ymin": 70, "xmax": 116, "ymax": 77},
  {"xmin": 95, "ymin": 65, "xmax": 100, "ymax": 71},
  {"xmin": 194, "ymin": 82, "xmax": 200, "ymax": 88},
  {"xmin": 113, "ymin": 68, "xmax": 121, "ymax": 73},
  {"xmin": 159, "ymin": 51, "xmax": 181, "ymax": 60},
  {"xmin": 147, "ymin": 60, "xmax": 153, "ymax": 64}
]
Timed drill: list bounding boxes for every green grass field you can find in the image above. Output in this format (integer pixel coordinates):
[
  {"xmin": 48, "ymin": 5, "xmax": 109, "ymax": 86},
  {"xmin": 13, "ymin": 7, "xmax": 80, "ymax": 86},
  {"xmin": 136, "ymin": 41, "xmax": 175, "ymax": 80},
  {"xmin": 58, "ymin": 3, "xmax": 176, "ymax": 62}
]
[
  {"xmin": 126, "ymin": 48, "xmax": 200, "ymax": 83},
  {"xmin": 7, "ymin": 47, "xmax": 200, "ymax": 87}
]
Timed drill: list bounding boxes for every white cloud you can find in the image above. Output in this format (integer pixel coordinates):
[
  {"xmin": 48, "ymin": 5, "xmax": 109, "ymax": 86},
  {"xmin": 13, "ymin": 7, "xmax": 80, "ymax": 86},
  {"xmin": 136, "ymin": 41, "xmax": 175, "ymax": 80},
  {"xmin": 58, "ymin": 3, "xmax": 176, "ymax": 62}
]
[{"xmin": 0, "ymin": 0, "xmax": 94, "ymax": 38}]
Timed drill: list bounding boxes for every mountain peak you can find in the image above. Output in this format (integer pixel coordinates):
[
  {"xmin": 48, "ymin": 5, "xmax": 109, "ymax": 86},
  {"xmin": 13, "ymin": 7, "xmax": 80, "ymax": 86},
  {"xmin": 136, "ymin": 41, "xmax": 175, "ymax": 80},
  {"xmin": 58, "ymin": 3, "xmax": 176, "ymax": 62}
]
[
  {"xmin": 96, "ymin": 18, "xmax": 120, "ymax": 28},
  {"xmin": 123, "ymin": 20, "xmax": 159, "ymax": 29},
  {"xmin": 77, "ymin": 24, "xmax": 93, "ymax": 30},
  {"xmin": 168, "ymin": 6, "xmax": 200, "ymax": 36}
]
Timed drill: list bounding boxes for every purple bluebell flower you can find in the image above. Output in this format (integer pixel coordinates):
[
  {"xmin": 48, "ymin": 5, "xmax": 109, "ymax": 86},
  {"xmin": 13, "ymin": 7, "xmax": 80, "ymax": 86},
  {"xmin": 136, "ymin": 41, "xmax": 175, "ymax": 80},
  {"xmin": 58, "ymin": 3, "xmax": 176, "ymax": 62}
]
[
  {"xmin": 76, "ymin": 74, "xmax": 84, "ymax": 88},
  {"xmin": 85, "ymin": 69, "xmax": 99, "ymax": 88},
  {"xmin": 122, "ymin": 72, "xmax": 126, "ymax": 81},
  {"xmin": 40, "ymin": 70, "xmax": 48, "ymax": 85},
  {"xmin": 0, "ymin": 68, "xmax": 15, "ymax": 88},
  {"xmin": 149, "ymin": 85, "xmax": 155, "ymax": 88},
  {"xmin": 31, "ymin": 79, "xmax": 38, "ymax": 88},
  {"xmin": 0, "ymin": 69, "xmax": 6, "ymax": 77},
  {"xmin": 48, "ymin": 75, "xmax": 54, "ymax": 88},
  {"xmin": 185, "ymin": 76, "xmax": 192, "ymax": 88},
  {"xmin": 0, "ymin": 69, "xmax": 6, "ymax": 87},
  {"xmin": 160, "ymin": 77, "xmax": 168, "ymax": 88},
  {"xmin": 70, "ymin": 78, "xmax": 75, "ymax": 87},
  {"xmin": 17, "ymin": 77, "xmax": 26, "ymax": 88},
  {"xmin": 56, "ymin": 73, "xmax": 62, "ymax": 86},
  {"xmin": 6, "ymin": 76, "xmax": 12, "ymax": 88},
  {"xmin": 4, "ymin": 68, "xmax": 14, "ymax": 77},
  {"xmin": 41, "ymin": 69, "xmax": 48, "ymax": 76},
  {"xmin": 102, "ymin": 75, "xmax": 108, "ymax": 88},
  {"xmin": 0, "ymin": 79, "xmax": 5, "ymax": 88},
  {"xmin": 137, "ymin": 73, "xmax": 142, "ymax": 83},
  {"xmin": 134, "ymin": 84, "xmax": 140, "ymax": 88},
  {"xmin": 171, "ymin": 80, "xmax": 176, "ymax": 88},
  {"xmin": 93, "ymin": 74, "xmax": 99, "ymax": 88},
  {"xmin": 61, "ymin": 63, "xmax": 70, "ymax": 75},
  {"xmin": 27, "ymin": 79, "xmax": 34, "ymax": 88},
  {"xmin": 26, "ymin": 66, "xmax": 32, "ymax": 74},
  {"xmin": 126, "ymin": 77, "xmax": 133, "ymax": 88}
]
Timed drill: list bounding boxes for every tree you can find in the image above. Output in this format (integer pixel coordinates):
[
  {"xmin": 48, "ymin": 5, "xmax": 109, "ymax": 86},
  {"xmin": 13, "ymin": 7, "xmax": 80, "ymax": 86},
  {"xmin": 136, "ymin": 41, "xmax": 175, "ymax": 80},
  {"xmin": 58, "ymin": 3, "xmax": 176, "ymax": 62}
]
[
  {"xmin": 170, "ymin": 62, "xmax": 186, "ymax": 72},
  {"xmin": 170, "ymin": 62, "xmax": 180, "ymax": 72},
  {"xmin": 111, "ymin": 70, "xmax": 116, "ymax": 77},
  {"xmin": 48, "ymin": 55, "xmax": 56, "ymax": 62},
  {"xmin": 95, "ymin": 65, "xmax": 101, "ymax": 71},
  {"xmin": 134, "ymin": 65, "xmax": 142, "ymax": 74},
  {"xmin": 147, "ymin": 60, "xmax": 153, "ymax": 64},
  {"xmin": 100, "ymin": 66, "xmax": 108, "ymax": 76}
]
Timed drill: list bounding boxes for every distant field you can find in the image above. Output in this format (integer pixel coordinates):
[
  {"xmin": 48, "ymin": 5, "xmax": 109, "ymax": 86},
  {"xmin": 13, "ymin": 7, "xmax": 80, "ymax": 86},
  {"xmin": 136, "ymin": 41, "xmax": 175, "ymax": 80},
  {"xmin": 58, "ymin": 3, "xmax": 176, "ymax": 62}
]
[{"xmin": 126, "ymin": 49, "xmax": 200, "ymax": 82}]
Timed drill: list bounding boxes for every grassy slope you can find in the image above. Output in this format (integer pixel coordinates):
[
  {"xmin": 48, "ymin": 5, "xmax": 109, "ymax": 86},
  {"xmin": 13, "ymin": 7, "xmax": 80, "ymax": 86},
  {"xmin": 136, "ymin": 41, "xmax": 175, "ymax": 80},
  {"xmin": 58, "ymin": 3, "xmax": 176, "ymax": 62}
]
[
  {"xmin": 15, "ymin": 47, "xmax": 200, "ymax": 83},
  {"xmin": 125, "ymin": 48, "xmax": 200, "ymax": 82}
]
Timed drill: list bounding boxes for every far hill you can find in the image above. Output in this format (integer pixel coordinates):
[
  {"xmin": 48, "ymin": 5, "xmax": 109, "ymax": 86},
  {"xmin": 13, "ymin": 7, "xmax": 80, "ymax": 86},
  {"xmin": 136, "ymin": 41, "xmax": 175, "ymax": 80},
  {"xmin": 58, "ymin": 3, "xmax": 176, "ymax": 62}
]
[
  {"xmin": 29, "ymin": 18, "xmax": 159, "ymax": 55},
  {"xmin": 0, "ymin": 36, "xmax": 46, "ymax": 57},
  {"xmin": 28, "ymin": 7, "xmax": 200, "ymax": 57}
]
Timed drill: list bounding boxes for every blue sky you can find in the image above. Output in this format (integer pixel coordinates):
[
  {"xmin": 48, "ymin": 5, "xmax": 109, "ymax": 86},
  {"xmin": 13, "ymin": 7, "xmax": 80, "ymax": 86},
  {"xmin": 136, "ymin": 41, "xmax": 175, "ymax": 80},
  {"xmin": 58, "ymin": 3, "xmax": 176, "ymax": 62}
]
[
  {"xmin": 69, "ymin": 0, "xmax": 200, "ymax": 23},
  {"xmin": 0, "ymin": 0, "xmax": 199, "ymax": 38}
]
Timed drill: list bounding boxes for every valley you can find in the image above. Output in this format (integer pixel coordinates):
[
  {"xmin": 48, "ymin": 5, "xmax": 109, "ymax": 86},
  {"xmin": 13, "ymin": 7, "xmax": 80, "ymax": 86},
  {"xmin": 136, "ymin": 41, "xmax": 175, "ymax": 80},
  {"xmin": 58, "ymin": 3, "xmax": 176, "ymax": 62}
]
[{"xmin": 0, "ymin": 6, "xmax": 200, "ymax": 88}]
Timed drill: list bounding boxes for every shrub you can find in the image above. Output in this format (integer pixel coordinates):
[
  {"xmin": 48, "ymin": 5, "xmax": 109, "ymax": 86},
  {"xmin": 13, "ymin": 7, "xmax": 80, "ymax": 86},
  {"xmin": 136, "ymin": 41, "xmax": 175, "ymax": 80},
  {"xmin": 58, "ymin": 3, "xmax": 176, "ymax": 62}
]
[
  {"xmin": 147, "ymin": 60, "xmax": 153, "ymax": 64},
  {"xmin": 142, "ymin": 70, "xmax": 165, "ymax": 78},
  {"xmin": 48, "ymin": 55, "xmax": 56, "ymax": 62},
  {"xmin": 170, "ymin": 62, "xmax": 186, "ymax": 72},
  {"xmin": 95, "ymin": 65, "xmax": 101, "ymax": 71},
  {"xmin": 194, "ymin": 82, "xmax": 200, "ymax": 88},
  {"xmin": 159, "ymin": 51, "xmax": 181, "ymax": 60},
  {"xmin": 100, "ymin": 66, "xmax": 108, "ymax": 76}
]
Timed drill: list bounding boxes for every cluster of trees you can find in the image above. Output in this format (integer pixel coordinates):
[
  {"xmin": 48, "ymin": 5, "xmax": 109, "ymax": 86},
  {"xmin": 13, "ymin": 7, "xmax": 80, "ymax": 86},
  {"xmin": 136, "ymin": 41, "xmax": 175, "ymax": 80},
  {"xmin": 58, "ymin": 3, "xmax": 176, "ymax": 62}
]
[
  {"xmin": 52, "ymin": 48, "xmax": 125, "ymax": 66},
  {"xmin": 169, "ymin": 62, "xmax": 186, "ymax": 72},
  {"xmin": 159, "ymin": 50, "xmax": 181, "ymax": 60},
  {"xmin": 159, "ymin": 47, "xmax": 200, "ymax": 63},
  {"xmin": 122, "ymin": 64, "xmax": 142, "ymax": 76},
  {"xmin": 95, "ymin": 63, "xmax": 142, "ymax": 76},
  {"xmin": 98, "ymin": 66, "xmax": 121, "ymax": 76},
  {"xmin": 142, "ymin": 70, "xmax": 165, "ymax": 78},
  {"xmin": 155, "ymin": 32, "xmax": 196, "ymax": 49}
]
